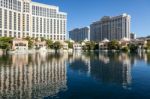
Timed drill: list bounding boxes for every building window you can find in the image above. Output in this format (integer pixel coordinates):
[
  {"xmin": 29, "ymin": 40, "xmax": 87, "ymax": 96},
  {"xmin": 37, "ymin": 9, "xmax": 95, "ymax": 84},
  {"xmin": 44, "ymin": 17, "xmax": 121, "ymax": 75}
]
[
  {"xmin": 18, "ymin": 1, "xmax": 21, "ymax": 12},
  {"xmin": 50, "ymin": 19, "xmax": 52, "ymax": 34},
  {"xmin": 0, "ymin": 8, "xmax": 2, "ymax": 28},
  {"xmin": 4, "ymin": 31, "xmax": 7, "ymax": 37},
  {"xmin": 0, "ymin": 30, "xmax": 2, "ymax": 36},
  {"xmin": 54, "ymin": 19, "xmax": 56, "ymax": 34},
  {"xmin": 14, "ymin": 12, "xmax": 16, "ymax": 30},
  {"xmin": 18, "ymin": 32, "xmax": 20, "ymax": 38},
  {"xmin": 57, "ymin": 20, "xmax": 59, "ymax": 34},
  {"xmin": 18, "ymin": 13, "xmax": 21, "ymax": 31},
  {"xmin": 44, "ymin": 18, "xmax": 46, "ymax": 33},
  {"xmin": 23, "ymin": 14, "xmax": 25, "ymax": 31},
  {"xmin": 9, "ymin": 31, "xmax": 12, "ymax": 37},
  {"xmin": 27, "ymin": 15, "xmax": 29, "ymax": 31},
  {"xmin": 4, "ymin": 10, "xmax": 7, "ymax": 29},
  {"xmin": 60, "ymin": 20, "xmax": 62, "ymax": 34},
  {"xmin": 32, "ymin": 17, "xmax": 35, "ymax": 32},
  {"xmin": 9, "ymin": 11, "xmax": 12, "ymax": 29},
  {"xmin": 14, "ymin": 32, "xmax": 16, "ymax": 37},
  {"xmin": 40, "ymin": 18, "xmax": 42, "ymax": 33},
  {"xmin": 36, "ymin": 17, "xmax": 39, "ymax": 33},
  {"xmin": 47, "ymin": 19, "xmax": 49, "ymax": 33}
]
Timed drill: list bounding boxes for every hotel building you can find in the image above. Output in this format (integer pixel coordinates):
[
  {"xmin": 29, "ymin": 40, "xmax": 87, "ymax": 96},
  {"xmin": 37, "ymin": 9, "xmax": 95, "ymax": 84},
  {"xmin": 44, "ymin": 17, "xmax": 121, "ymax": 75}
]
[
  {"xmin": 69, "ymin": 27, "xmax": 90, "ymax": 42},
  {"xmin": 0, "ymin": 0, "xmax": 67, "ymax": 41},
  {"xmin": 90, "ymin": 13, "xmax": 131, "ymax": 42}
]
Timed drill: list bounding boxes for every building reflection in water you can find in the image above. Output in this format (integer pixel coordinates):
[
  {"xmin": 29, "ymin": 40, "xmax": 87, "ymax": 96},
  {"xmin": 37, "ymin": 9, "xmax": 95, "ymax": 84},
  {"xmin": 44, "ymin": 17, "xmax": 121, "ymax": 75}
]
[
  {"xmin": 68, "ymin": 51, "xmax": 150, "ymax": 88},
  {"xmin": 0, "ymin": 51, "xmax": 150, "ymax": 98},
  {"xmin": 0, "ymin": 52, "xmax": 68, "ymax": 99},
  {"xmin": 69, "ymin": 52, "xmax": 133, "ymax": 89}
]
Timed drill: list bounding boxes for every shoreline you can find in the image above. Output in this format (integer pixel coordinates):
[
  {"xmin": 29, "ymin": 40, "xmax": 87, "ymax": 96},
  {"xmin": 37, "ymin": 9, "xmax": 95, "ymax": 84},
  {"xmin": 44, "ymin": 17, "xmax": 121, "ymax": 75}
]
[{"xmin": 0, "ymin": 49, "xmax": 149, "ymax": 55}]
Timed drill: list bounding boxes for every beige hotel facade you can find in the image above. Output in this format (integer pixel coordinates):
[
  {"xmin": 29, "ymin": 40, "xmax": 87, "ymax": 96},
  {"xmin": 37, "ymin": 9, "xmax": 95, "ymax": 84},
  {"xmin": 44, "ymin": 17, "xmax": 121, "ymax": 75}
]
[
  {"xmin": 90, "ymin": 13, "xmax": 131, "ymax": 42},
  {"xmin": 0, "ymin": 0, "xmax": 67, "ymax": 41}
]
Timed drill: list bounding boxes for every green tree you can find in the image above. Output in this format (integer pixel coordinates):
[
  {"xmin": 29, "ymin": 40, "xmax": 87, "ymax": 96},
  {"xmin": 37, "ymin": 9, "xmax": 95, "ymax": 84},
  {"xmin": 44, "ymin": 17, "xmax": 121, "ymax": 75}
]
[
  {"xmin": 53, "ymin": 41, "xmax": 62, "ymax": 50},
  {"xmin": 65, "ymin": 41, "xmax": 73, "ymax": 49},
  {"xmin": 0, "ymin": 37, "xmax": 13, "ymax": 50},
  {"xmin": 46, "ymin": 39, "xmax": 53, "ymax": 49},
  {"xmin": 94, "ymin": 43, "xmax": 99, "ymax": 50},
  {"xmin": 128, "ymin": 44, "xmax": 138, "ymax": 53},
  {"xmin": 147, "ymin": 40, "xmax": 150, "ymax": 49},
  {"xmin": 24, "ymin": 36, "xmax": 34, "ymax": 49},
  {"xmin": 82, "ymin": 41, "xmax": 96, "ymax": 51},
  {"xmin": 35, "ymin": 37, "xmax": 38, "ymax": 42},
  {"xmin": 121, "ymin": 47, "xmax": 129, "ymax": 52},
  {"xmin": 108, "ymin": 40, "xmax": 120, "ymax": 50}
]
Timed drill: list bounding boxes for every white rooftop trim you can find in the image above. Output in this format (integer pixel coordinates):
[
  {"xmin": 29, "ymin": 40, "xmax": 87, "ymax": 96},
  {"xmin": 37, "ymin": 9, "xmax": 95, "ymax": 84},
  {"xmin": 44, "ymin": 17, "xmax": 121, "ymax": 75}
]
[
  {"xmin": 121, "ymin": 37, "xmax": 130, "ymax": 41},
  {"xmin": 102, "ymin": 38, "xmax": 110, "ymax": 43},
  {"xmin": 32, "ymin": 1, "xmax": 59, "ymax": 9},
  {"xmin": 84, "ymin": 38, "xmax": 89, "ymax": 42},
  {"xmin": 58, "ymin": 12, "xmax": 67, "ymax": 15}
]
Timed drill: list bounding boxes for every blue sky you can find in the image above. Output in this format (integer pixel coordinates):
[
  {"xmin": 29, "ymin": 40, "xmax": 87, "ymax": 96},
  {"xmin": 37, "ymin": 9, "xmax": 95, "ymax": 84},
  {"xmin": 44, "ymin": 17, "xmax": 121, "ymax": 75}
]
[{"xmin": 33, "ymin": 0, "xmax": 150, "ymax": 37}]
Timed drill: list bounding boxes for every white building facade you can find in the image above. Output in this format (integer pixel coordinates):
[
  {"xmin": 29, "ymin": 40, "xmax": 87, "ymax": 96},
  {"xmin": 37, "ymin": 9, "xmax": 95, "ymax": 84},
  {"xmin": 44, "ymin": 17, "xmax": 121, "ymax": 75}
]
[{"xmin": 0, "ymin": 0, "xmax": 67, "ymax": 41}]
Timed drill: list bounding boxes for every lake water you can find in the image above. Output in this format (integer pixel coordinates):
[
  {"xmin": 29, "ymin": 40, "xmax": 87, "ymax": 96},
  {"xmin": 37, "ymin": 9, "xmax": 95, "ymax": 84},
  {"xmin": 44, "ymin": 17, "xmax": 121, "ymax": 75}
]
[{"xmin": 0, "ymin": 52, "xmax": 150, "ymax": 99}]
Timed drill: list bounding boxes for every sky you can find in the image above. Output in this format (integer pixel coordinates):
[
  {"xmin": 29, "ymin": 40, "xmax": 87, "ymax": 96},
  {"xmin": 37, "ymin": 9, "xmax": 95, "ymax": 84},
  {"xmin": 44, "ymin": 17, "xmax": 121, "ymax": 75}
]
[{"xmin": 33, "ymin": 0, "xmax": 150, "ymax": 37}]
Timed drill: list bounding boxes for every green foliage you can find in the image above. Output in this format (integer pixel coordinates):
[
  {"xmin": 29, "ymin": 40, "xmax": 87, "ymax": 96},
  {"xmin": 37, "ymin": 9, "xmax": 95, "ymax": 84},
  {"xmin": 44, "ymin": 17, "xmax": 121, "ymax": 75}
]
[
  {"xmin": 82, "ymin": 41, "xmax": 96, "ymax": 50},
  {"xmin": 94, "ymin": 43, "xmax": 99, "ymax": 50},
  {"xmin": 35, "ymin": 37, "xmax": 38, "ymax": 42},
  {"xmin": 53, "ymin": 41, "xmax": 62, "ymax": 50},
  {"xmin": 108, "ymin": 40, "xmax": 120, "ymax": 50},
  {"xmin": 147, "ymin": 40, "xmax": 150, "ymax": 49},
  {"xmin": 24, "ymin": 36, "xmax": 34, "ymax": 49},
  {"xmin": 65, "ymin": 41, "xmax": 73, "ymax": 49},
  {"xmin": 0, "ymin": 37, "xmax": 13, "ymax": 50},
  {"xmin": 128, "ymin": 44, "xmax": 138, "ymax": 53},
  {"xmin": 46, "ymin": 39, "xmax": 53, "ymax": 49},
  {"xmin": 121, "ymin": 47, "xmax": 129, "ymax": 52}
]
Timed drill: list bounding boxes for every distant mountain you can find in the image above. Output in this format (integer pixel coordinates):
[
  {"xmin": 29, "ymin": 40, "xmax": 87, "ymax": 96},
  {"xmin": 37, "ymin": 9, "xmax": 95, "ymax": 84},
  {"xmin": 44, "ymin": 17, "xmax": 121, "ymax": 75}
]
[
  {"xmin": 147, "ymin": 35, "xmax": 150, "ymax": 38},
  {"xmin": 137, "ymin": 35, "xmax": 150, "ymax": 40}
]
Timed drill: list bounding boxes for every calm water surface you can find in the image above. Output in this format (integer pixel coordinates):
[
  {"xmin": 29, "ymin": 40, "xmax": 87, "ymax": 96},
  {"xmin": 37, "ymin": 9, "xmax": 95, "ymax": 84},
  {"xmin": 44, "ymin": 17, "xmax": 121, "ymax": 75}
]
[{"xmin": 0, "ymin": 52, "xmax": 150, "ymax": 99}]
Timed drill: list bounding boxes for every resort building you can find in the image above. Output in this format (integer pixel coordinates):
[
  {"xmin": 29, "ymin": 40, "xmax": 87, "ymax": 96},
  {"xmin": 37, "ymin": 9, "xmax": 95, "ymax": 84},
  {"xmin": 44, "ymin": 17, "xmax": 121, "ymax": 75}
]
[
  {"xmin": 59, "ymin": 41, "xmax": 68, "ymax": 50},
  {"xmin": 99, "ymin": 38, "xmax": 110, "ymax": 50},
  {"xmin": 131, "ymin": 39, "xmax": 147, "ymax": 49},
  {"xmin": 12, "ymin": 38, "xmax": 28, "ymax": 50},
  {"xmin": 69, "ymin": 27, "xmax": 90, "ymax": 42},
  {"xmin": 73, "ymin": 43, "xmax": 82, "ymax": 50},
  {"xmin": 35, "ymin": 40, "xmax": 47, "ymax": 50},
  {"xmin": 0, "ymin": 0, "xmax": 67, "ymax": 41},
  {"xmin": 90, "ymin": 13, "xmax": 131, "ymax": 42},
  {"xmin": 119, "ymin": 37, "xmax": 130, "ymax": 48}
]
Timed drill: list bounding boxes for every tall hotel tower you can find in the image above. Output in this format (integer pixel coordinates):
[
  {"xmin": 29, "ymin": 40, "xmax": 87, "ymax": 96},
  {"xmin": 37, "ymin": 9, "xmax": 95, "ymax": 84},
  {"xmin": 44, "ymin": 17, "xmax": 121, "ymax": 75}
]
[
  {"xmin": 69, "ymin": 27, "xmax": 90, "ymax": 42},
  {"xmin": 0, "ymin": 0, "xmax": 67, "ymax": 41},
  {"xmin": 90, "ymin": 13, "xmax": 131, "ymax": 42}
]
